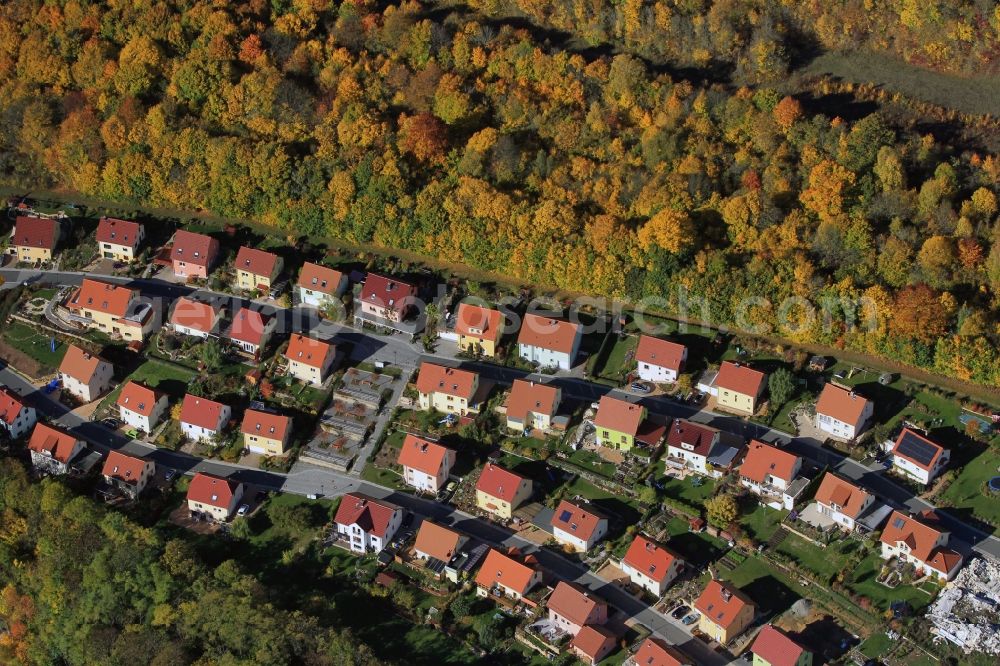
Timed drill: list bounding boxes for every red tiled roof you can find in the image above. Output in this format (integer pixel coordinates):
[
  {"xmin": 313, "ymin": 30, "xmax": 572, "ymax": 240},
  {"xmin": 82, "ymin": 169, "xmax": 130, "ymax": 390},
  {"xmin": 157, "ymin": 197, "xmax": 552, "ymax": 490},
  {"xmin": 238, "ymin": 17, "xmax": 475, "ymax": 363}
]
[
  {"xmin": 170, "ymin": 229, "xmax": 217, "ymax": 267},
  {"xmin": 116, "ymin": 381, "xmax": 163, "ymax": 417},
  {"xmin": 297, "ymin": 262, "xmax": 345, "ymax": 295},
  {"xmin": 716, "ymin": 361, "xmax": 766, "ymax": 397},
  {"xmin": 814, "ymin": 473, "xmax": 872, "ymax": 519},
  {"xmin": 694, "ymin": 580, "xmax": 755, "ymax": 631},
  {"xmin": 240, "ymin": 409, "xmax": 290, "ymax": 442},
  {"xmin": 815, "ymin": 383, "xmax": 871, "ymax": 426},
  {"xmin": 622, "ymin": 535, "xmax": 681, "ymax": 584},
  {"xmin": 891, "ymin": 428, "xmax": 946, "ymax": 472},
  {"xmin": 0, "ymin": 387, "xmax": 28, "ymax": 426},
  {"xmin": 101, "ymin": 450, "xmax": 148, "ymax": 486},
  {"xmin": 414, "ymin": 521, "xmax": 463, "ymax": 562},
  {"xmin": 593, "ymin": 395, "xmax": 645, "ymax": 435},
  {"xmin": 551, "ymin": 500, "xmax": 605, "ymax": 541},
  {"xmin": 455, "ymin": 303, "xmax": 503, "ymax": 343},
  {"xmin": 880, "ymin": 510, "xmax": 961, "ymax": 574},
  {"xmin": 476, "ymin": 464, "xmax": 529, "ymax": 503},
  {"xmin": 333, "ymin": 493, "xmax": 400, "ymax": 538},
  {"xmin": 635, "ymin": 335, "xmax": 686, "ymax": 372},
  {"xmin": 71, "ymin": 278, "xmax": 134, "ymax": 317},
  {"xmin": 170, "ymin": 297, "xmax": 219, "ymax": 333},
  {"xmin": 631, "ymin": 637, "xmax": 690, "ymax": 666},
  {"xmin": 397, "ymin": 434, "xmax": 450, "ymax": 476},
  {"xmin": 570, "ymin": 625, "xmax": 616, "ymax": 663},
  {"xmin": 285, "ymin": 333, "xmax": 335, "ymax": 368},
  {"xmin": 665, "ymin": 418, "xmax": 719, "ymax": 456},
  {"xmin": 228, "ymin": 307, "xmax": 272, "ymax": 346},
  {"xmin": 179, "ymin": 394, "xmax": 228, "ymax": 431},
  {"xmin": 359, "ymin": 273, "xmax": 417, "ymax": 315},
  {"xmin": 27, "ymin": 423, "xmax": 80, "ymax": 463},
  {"xmin": 517, "ymin": 313, "xmax": 580, "ymax": 354},
  {"xmin": 186, "ymin": 472, "xmax": 241, "ymax": 509},
  {"xmin": 13, "ymin": 216, "xmax": 58, "ymax": 249},
  {"xmin": 59, "ymin": 344, "xmax": 108, "ymax": 383},
  {"xmin": 414, "ymin": 362, "xmax": 477, "ymax": 399},
  {"xmin": 548, "ymin": 581, "xmax": 607, "ymax": 626},
  {"xmin": 96, "ymin": 217, "xmax": 142, "ymax": 247},
  {"xmin": 474, "ymin": 548, "xmax": 537, "ymax": 595},
  {"xmin": 505, "ymin": 379, "xmax": 559, "ymax": 421},
  {"xmin": 750, "ymin": 625, "xmax": 807, "ymax": 666},
  {"xmin": 740, "ymin": 440, "xmax": 800, "ymax": 485},
  {"xmin": 235, "ymin": 246, "xmax": 280, "ymax": 278}
]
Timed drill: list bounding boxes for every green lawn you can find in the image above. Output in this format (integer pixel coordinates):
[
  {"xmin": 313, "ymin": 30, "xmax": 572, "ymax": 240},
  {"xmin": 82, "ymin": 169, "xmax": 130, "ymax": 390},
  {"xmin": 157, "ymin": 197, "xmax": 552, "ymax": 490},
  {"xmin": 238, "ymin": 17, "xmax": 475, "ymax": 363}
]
[
  {"xmin": 360, "ymin": 464, "xmax": 408, "ymax": 491},
  {"xmin": 775, "ymin": 532, "xmax": 853, "ymax": 582},
  {"xmin": 722, "ymin": 555, "xmax": 802, "ymax": 616},
  {"xmin": 2, "ymin": 320, "xmax": 68, "ymax": 371},
  {"xmin": 662, "ymin": 475, "xmax": 716, "ymax": 506},
  {"xmin": 568, "ymin": 449, "xmax": 616, "ymax": 478},
  {"xmin": 99, "ymin": 358, "xmax": 197, "ymax": 412},
  {"xmin": 591, "ymin": 334, "xmax": 638, "ymax": 383},
  {"xmin": 846, "ymin": 554, "xmax": 936, "ymax": 612},
  {"xmin": 859, "ymin": 631, "xmax": 893, "ymax": 659},
  {"xmin": 937, "ymin": 448, "xmax": 1000, "ymax": 533},
  {"xmin": 739, "ymin": 504, "xmax": 786, "ymax": 541}
]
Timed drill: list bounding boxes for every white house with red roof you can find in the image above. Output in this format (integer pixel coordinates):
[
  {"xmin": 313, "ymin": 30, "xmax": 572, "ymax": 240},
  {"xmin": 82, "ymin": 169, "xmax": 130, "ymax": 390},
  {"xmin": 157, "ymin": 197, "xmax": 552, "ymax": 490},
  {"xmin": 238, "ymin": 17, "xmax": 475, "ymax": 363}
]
[
  {"xmin": 750, "ymin": 625, "xmax": 812, "ymax": 666},
  {"xmin": 516, "ymin": 313, "xmax": 582, "ymax": 371},
  {"xmin": 296, "ymin": 262, "xmax": 348, "ymax": 308},
  {"xmin": 475, "ymin": 463, "xmax": 533, "ymax": 520},
  {"xmin": 635, "ymin": 335, "xmax": 687, "ymax": 384},
  {"xmin": 815, "ymin": 383, "xmax": 873, "ymax": 441},
  {"xmin": 116, "ymin": 381, "xmax": 169, "ymax": 434},
  {"xmin": 27, "ymin": 422, "xmax": 84, "ymax": 475},
  {"xmin": 551, "ymin": 500, "xmax": 608, "ymax": 552},
  {"xmin": 570, "ymin": 625, "xmax": 617, "ymax": 666},
  {"xmin": 886, "ymin": 427, "xmax": 950, "ymax": 486},
  {"xmin": 739, "ymin": 440, "xmax": 803, "ymax": 508},
  {"xmin": 334, "ymin": 492, "xmax": 403, "ymax": 553},
  {"xmin": 101, "ymin": 450, "xmax": 155, "ymax": 499},
  {"xmin": 880, "ymin": 510, "xmax": 963, "ymax": 581},
  {"xmin": 414, "ymin": 362, "xmax": 484, "ymax": 415},
  {"xmin": 226, "ymin": 307, "xmax": 276, "ymax": 358},
  {"xmin": 356, "ymin": 273, "xmax": 418, "ymax": 324},
  {"xmin": 96, "ymin": 217, "xmax": 144, "ymax": 262},
  {"xmin": 474, "ymin": 548, "xmax": 543, "ymax": 602},
  {"xmin": 665, "ymin": 418, "xmax": 721, "ymax": 475},
  {"xmin": 179, "ymin": 394, "xmax": 231, "ymax": 443},
  {"xmin": 397, "ymin": 434, "xmax": 454, "ymax": 492},
  {"xmin": 619, "ymin": 534, "xmax": 684, "ymax": 596},
  {"xmin": 0, "ymin": 386, "xmax": 37, "ymax": 440},
  {"xmin": 169, "ymin": 297, "xmax": 221, "ymax": 338},
  {"xmin": 58, "ymin": 345, "xmax": 114, "ymax": 403},
  {"xmin": 186, "ymin": 472, "xmax": 245, "ymax": 521},
  {"xmin": 813, "ymin": 473, "xmax": 876, "ymax": 532}
]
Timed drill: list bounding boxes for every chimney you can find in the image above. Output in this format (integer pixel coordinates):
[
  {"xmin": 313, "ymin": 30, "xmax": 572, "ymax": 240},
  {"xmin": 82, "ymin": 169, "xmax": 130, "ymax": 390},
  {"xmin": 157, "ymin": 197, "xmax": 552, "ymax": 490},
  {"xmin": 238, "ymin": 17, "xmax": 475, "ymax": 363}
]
[{"xmin": 721, "ymin": 588, "xmax": 732, "ymax": 602}]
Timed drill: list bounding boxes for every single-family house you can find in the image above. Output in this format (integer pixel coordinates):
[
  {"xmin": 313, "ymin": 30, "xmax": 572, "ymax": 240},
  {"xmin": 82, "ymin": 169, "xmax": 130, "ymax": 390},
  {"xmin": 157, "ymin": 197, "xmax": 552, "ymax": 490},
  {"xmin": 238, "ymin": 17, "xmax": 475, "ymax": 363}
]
[
  {"xmin": 694, "ymin": 579, "xmax": 756, "ymax": 645},
  {"xmin": 474, "ymin": 548, "xmax": 543, "ymax": 602},
  {"xmin": 241, "ymin": 409, "xmax": 292, "ymax": 456},
  {"xmin": 516, "ymin": 313, "xmax": 582, "ymax": 371},
  {"xmin": 11, "ymin": 216, "xmax": 61, "ymax": 263},
  {"xmin": 397, "ymin": 434, "xmax": 454, "ymax": 493},
  {"xmin": 296, "ymin": 262, "xmax": 348, "ymax": 308},
  {"xmin": 415, "ymin": 362, "xmax": 484, "ymax": 415},
  {"xmin": 570, "ymin": 626, "xmax": 617, "ymax": 666},
  {"xmin": 285, "ymin": 333, "xmax": 337, "ymax": 386},
  {"xmin": 170, "ymin": 229, "xmax": 219, "ymax": 280},
  {"xmin": 101, "ymin": 450, "xmax": 155, "ymax": 499},
  {"xmin": 27, "ymin": 422, "xmax": 84, "ymax": 475},
  {"xmin": 357, "ymin": 273, "xmax": 418, "ymax": 324},
  {"xmin": 625, "ymin": 638, "xmax": 693, "ymax": 666},
  {"xmin": 116, "ymin": 381, "xmax": 169, "ymax": 434},
  {"xmin": 739, "ymin": 440, "xmax": 803, "ymax": 509},
  {"xmin": 333, "ymin": 492, "xmax": 403, "ymax": 554},
  {"xmin": 58, "ymin": 345, "xmax": 114, "ymax": 403},
  {"xmin": 548, "ymin": 581, "xmax": 608, "ymax": 636},
  {"xmin": 169, "ymin": 297, "xmax": 221, "ymax": 338},
  {"xmin": 186, "ymin": 472, "xmax": 244, "ymax": 522},
  {"xmin": 815, "ymin": 383, "xmax": 873, "ymax": 441},
  {"xmin": 665, "ymin": 418, "xmax": 720, "ymax": 474},
  {"xmin": 226, "ymin": 307, "xmax": 275, "ymax": 358},
  {"xmin": 594, "ymin": 395, "xmax": 646, "ymax": 451},
  {"xmin": 715, "ymin": 361, "xmax": 767, "ymax": 416},
  {"xmin": 751, "ymin": 625, "xmax": 813, "ymax": 666},
  {"xmin": 620, "ymin": 534, "xmax": 684, "ymax": 596},
  {"xmin": 0, "ymin": 387, "xmax": 37, "ymax": 439},
  {"xmin": 455, "ymin": 303, "xmax": 505, "ymax": 357},
  {"xmin": 551, "ymin": 500, "xmax": 608, "ymax": 552},
  {"xmin": 66, "ymin": 278, "xmax": 157, "ymax": 342},
  {"xmin": 504, "ymin": 379, "xmax": 561, "ymax": 433},
  {"xmin": 635, "ymin": 335, "xmax": 687, "ymax": 384},
  {"xmin": 414, "ymin": 520, "xmax": 468, "ymax": 566},
  {"xmin": 96, "ymin": 217, "xmax": 145, "ymax": 261},
  {"xmin": 880, "ymin": 510, "xmax": 963, "ymax": 581},
  {"xmin": 179, "ymin": 394, "xmax": 231, "ymax": 443},
  {"xmin": 234, "ymin": 246, "xmax": 283, "ymax": 292},
  {"xmin": 887, "ymin": 428, "xmax": 950, "ymax": 486},
  {"xmin": 813, "ymin": 473, "xmax": 876, "ymax": 532},
  {"xmin": 475, "ymin": 463, "xmax": 533, "ymax": 520}
]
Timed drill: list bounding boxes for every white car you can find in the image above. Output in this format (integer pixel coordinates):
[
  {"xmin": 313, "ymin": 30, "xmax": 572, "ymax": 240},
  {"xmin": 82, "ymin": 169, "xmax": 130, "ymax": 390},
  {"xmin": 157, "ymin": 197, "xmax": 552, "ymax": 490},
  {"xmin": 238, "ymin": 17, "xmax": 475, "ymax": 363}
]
[{"xmin": 237, "ymin": 504, "xmax": 250, "ymax": 517}]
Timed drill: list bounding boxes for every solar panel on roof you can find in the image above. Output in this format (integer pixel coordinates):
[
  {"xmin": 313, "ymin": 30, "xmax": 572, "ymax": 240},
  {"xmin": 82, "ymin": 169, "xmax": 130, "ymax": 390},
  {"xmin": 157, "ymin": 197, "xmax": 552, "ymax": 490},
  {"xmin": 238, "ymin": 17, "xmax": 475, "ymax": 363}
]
[
  {"xmin": 896, "ymin": 431, "xmax": 940, "ymax": 466},
  {"xmin": 559, "ymin": 509, "xmax": 573, "ymax": 522}
]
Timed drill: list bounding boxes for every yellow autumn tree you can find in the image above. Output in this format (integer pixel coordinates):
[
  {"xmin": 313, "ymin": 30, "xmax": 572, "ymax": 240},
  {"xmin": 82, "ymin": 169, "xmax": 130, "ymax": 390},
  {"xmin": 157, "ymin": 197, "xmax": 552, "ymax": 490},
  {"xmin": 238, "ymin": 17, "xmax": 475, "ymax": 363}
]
[{"xmin": 637, "ymin": 208, "xmax": 694, "ymax": 254}]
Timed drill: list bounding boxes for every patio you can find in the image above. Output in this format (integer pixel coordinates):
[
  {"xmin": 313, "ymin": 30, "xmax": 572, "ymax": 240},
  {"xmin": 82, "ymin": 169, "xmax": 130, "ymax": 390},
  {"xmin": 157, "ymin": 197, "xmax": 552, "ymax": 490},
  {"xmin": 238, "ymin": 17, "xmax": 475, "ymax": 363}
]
[{"xmin": 796, "ymin": 502, "xmax": 837, "ymax": 531}]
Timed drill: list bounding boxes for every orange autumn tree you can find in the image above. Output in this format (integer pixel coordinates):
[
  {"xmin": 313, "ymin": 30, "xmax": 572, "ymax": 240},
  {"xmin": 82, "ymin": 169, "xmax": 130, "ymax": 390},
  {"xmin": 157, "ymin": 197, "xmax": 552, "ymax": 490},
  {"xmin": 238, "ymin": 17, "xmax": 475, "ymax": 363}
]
[
  {"xmin": 637, "ymin": 207, "xmax": 695, "ymax": 254},
  {"xmin": 890, "ymin": 284, "xmax": 954, "ymax": 344}
]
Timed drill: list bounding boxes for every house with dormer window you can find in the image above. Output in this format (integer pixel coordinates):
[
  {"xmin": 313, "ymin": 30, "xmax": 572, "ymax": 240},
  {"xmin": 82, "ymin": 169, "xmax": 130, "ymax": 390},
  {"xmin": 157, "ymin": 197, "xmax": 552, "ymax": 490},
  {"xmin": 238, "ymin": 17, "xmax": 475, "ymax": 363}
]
[
  {"xmin": 414, "ymin": 362, "xmax": 486, "ymax": 415},
  {"xmin": 551, "ymin": 500, "xmax": 608, "ymax": 552}
]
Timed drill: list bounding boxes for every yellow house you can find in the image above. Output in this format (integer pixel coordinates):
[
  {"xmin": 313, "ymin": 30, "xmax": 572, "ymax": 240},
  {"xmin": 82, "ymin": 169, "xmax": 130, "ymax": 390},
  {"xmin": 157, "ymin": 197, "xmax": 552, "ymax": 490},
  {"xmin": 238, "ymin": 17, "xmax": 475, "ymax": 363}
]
[
  {"xmin": 503, "ymin": 379, "xmax": 561, "ymax": 433},
  {"xmin": 241, "ymin": 409, "xmax": 292, "ymax": 457},
  {"xmin": 694, "ymin": 580, "xmax": 756, "ymax": 644},
  {"xmin": 96, "ymin": 217, "xmax": 145, "ymax": 261},
  {"xmin": 715, "ymin": 361, "xmax": 767, "ymax": 416},
  {"xmin": 285, "ymin": 333, "xmax": 337, "ymax": 385},
  {"xmin": 455, "ymin": 302, "xmax": 505, "ymax": 357},
  {"xmin": 415, "ymin": 362, "xmax": 485, "ymax": 415},
  {"xmin": 235, "ymin": 246, "xmax": 283, "ymax": 292},
  {"xmin": 475, "ymin": 463, "xmax": 533, "ymax": 519},
  {"xmin": 11, "ymin": 216, "xmax": 61, "ymax": 263},
  {"xmin": 66, "ymin": 278, "xmax": 157, "ymax": 342}
]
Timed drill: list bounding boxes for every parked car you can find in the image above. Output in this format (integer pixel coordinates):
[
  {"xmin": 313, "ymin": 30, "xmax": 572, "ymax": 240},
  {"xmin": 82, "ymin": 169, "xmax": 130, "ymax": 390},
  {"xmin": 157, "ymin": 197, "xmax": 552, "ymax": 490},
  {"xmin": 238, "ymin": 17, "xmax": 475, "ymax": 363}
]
[
  {"xmin": 670, "ymin": 605, "xmax": 689, "ymax": 619},
  {"xmin": 682, "ymin": 613, "xmax": 699, "ymax": 626},
  {"xmin": 237, "ymin": 504, "xmax": 250, "ymax": 517},
  {"xmin": 164, "ymin": 469, "xmax": 177, "ymax": 482},
  {"xmin": 102, "ymin": 417, "xmax": 120, "ymax": 429},
  {"xmin": 629, "ymin": 381, "xmax": 652, "ymax": 394}
]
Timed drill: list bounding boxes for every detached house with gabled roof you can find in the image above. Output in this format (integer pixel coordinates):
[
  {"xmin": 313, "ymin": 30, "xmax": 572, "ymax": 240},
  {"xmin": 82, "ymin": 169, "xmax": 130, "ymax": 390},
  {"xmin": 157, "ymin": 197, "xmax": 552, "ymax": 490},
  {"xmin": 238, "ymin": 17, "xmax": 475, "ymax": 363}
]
[
  {"xmin": 333, "ymin": 492, "xmax": 404, "ymax": 554},
  {"xmin": 240, "ymin": 409, "xmax": 292, "ymax": 457},
  {"xmin": 296, "ymin": 262, "xmax": 348, "ymax": 308},
  {"xmin": 886, "ymin": 427, "xmax": 950, "ymax": 486},
  {"xmin": 594, "ymin": 394, "xmax": 646, "ymax": 451},
  {"xmin": 285, "ymin": 333, "xmax": 338, "ymax": 386},
  {"xmin": 101, "ymin": 450, "xmax": 155, "ymax": 499},
  {"xmin": 414, "ymin": 362, "xmax": 485, "ymax": 416},
  {"xmin": 715, "ymin": 361, "xmax": 767, "ymax": 416},
  {"xmin": 517, "ymin": 313, "xmax": 582, "ymax": 371},
  {"xmin": 226, "ymin": 307, "xmax": 276, "ymax": 358},
  {"xmin": 475, "ymin": 463, "xmax": 533, "ymax": 520},
  {"xmin": 813, "ymin": 473, "xmax": 876, "ymax": 532},
  {"xmin": 169, "ymin": 297, "xmax": 221, "ymax": 338},
  {"xmin": 620, "ymin": 534, "xmax": 684, "ymax": 596},
  {"xmin": 179, "ymin": 394, "xmax": 231, "ymax": 443},
  {"xmin": 570, "ymin": 625, "xmax": 618, "ymax": 666},
  {"xmin": 635, "ymin": 335, "xmax": 687, "ymax": 384},
  {"xmin": 815, "ymin": 383, "xmax": 873, "ymax": 441},
  {"xmin": 170, "ymin": 229, "xmax": 219, "ymax": 280},
  {"xmin": 27, "ymin": 422, "xmax": 84, "ymax": 475},
  {"xmin": 96, "ymin": 217, "xmax": 145, "ymax": 262},
  {"xmin": 551, "ymin": 500, "xmax": 608, "ymax": 552},
  {"xmin": 665, "ymin": 418, "xmax": 727, "ymax": 477},
  {"xmin": 547, "ymin": 581, "xmax": 608, "ymax": 637},
  {"xmin": 116, "ymin": 381, "xmax": 168, "ymax": 435},
  {"xmin": 880, "ymin": 510, "xmax": 963, "ymax": 581},
  {"xmin": 58, "ymin": 345, "xmax": 114, "ymax": 403},
  {"xmin": 0, "ymin": 387, "xmax": 37, "ymax": 440},
  {"xmin": 186, "ymin": 472, "xmax": 245, "ymax": 522},
  {"xmin": 356, "ymin": 273, "xmax": 418, "ymax": 325},
  {"xmin": 750, "ymin": 625, "xmax": 813, "ymax": 666},
  {"xmin": 625, "ymin": 638, "xmax": 693, "ymax": 666},
  {"xmin": 503, "ymin": 379, "xmax": 562, "ymax": 434},
  {"xmin": 10, "ymin": 216, "xmax": 61, "ymax": 263},
  {"xmin": 455, "ymin": 302, "xmax": 505, "ymax": 358},
  {"xmin": 475, "ymin": 548, "xmax": 543, "ymax": 603},
  {"xmin": 397, "ymin": 434, "xmax": 454, "ymax": 493},
  {"xmin": 234, "ymin": 246, "xmax": 283, "ymax": 292},
  {"xmin": 739, "ymin": 440, "xmax": 804, "ymax": 509},
  {"xmin": 694, "ymin": 579, "xmax": 756, "ymax": 645},
  {"xmin": 66, "ymin": 278, "xmax": 158, "ymax": 342},
  {"xmin": 414, "ymin": 520, "xmax": 468, "ymax": 567}
]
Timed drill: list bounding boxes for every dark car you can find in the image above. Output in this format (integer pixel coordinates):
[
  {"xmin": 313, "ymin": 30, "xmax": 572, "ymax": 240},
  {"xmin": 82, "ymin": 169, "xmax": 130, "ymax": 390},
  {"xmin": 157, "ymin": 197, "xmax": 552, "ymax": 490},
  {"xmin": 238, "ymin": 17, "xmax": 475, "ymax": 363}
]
[
  {"xmin": 671, "ymin": 605, "xmax": 689, "ymax": 619},
  {"xmin": 401, "ymin": 513, "xmax": 414, "ymax": 528},
  {"xmin": 630, "ymin": 381, "xmax": 652, "ymax": 394}
]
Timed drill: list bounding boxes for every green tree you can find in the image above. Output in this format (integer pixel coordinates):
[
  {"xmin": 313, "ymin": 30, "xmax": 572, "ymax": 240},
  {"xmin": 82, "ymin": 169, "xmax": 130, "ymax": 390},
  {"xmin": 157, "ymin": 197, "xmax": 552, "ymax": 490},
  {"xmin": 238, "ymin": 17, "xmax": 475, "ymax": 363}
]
[
  {"xmin": 768, "ymin": 367, "xmax": 796, "ymax": 408},
  {"xmin": 705, "ymin": 494, "xmax": 739, "ymax": 528}
]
